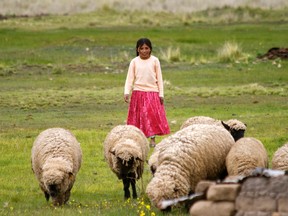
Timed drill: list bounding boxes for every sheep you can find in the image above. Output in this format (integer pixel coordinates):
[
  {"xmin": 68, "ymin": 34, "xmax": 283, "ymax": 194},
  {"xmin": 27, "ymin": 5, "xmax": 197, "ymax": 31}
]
[
  {"xmin": 222, "ymin": 119, "xmax": 247, "ymax": 142},
  {"xmin": 145, "ymin": 124, "xmax": 235, "ymax": 210},
  {"xmin": 180, "ymin": 116, "xmax": 221, "ymax": 129},
  {"xmin": 103, "ymin": 124, "xmax": 149, "ymax": 199},
  {"xmin": 31, "ymin": 128, "xmax": 82, "ymax": 206},
  {"xmin": 226, "ymin": 137, "xmax": 269, "ymax": 176},
  {"xmin": 271, "ymin": 142, "xmax": 288, "ymax": 170},
  {"xmin": 148, "ymin": 116, "xmax": 247, "ymax": 176},
  {"xmin": 180, "ymin": 115, "xmax": 247, "ymax": 141}
]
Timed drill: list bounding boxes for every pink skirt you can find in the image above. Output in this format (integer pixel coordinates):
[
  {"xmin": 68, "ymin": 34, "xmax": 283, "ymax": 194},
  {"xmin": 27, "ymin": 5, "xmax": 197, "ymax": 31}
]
[{"xmin": 127, "ymin": 91, "xmax": 170, "ymax": 137}]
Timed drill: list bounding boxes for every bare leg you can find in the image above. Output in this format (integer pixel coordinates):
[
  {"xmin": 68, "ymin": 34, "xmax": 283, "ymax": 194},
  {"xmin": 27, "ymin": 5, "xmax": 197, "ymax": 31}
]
[{"xmin": 150, "ymin": 136, "xmax": 156, "ymax": 147}]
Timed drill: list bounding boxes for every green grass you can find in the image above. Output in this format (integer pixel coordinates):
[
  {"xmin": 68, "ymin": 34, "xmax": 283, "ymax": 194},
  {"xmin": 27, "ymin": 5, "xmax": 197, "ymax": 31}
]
[{"xmin": 0, "ymin": 7, "xmax": 288, "ymax": 215}]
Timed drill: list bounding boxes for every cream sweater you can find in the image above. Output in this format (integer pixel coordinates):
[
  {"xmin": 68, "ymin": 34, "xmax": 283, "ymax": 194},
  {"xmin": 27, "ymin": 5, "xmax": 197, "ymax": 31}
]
[{"xmin": 124, "ymin": 55, "xmax": 164, "ymax": 97}]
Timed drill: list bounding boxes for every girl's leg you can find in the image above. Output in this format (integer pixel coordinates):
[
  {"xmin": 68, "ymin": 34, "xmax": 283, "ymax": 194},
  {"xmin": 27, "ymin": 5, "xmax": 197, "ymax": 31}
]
[{"xmin": 150, "ymin": 136, "xmax": 156, "ymax": 147}]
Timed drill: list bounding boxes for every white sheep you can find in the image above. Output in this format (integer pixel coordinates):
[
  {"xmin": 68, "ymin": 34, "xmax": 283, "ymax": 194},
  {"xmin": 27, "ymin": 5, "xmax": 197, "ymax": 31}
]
[
  {"xmin": 148, "ymin": 116, "xmax": 247, "ymax": 176},
  {"xmin": 145, "ymin": 124, "xmax": 235, "ymax": 210},
  {"xmin": 180, "ymin": 116, "xmax": 247, "ymax": 141},
  {"xmin": 222, "ymin": 118, "xmax": 247, "ymax": 141},
  {"xmin": 226, "ymin": 137, "xmax": 269, "ymax": 176},
  {"xmin": 180, "ymin": 116, "xmax": 221, "ymax": 129},
  {"xmin": 31, "ymin": 128, "xmax": 82, "ymax": 206},
  {"xmin": 103, "ymin": 124, "xmax": 149, "ymax": 199},
  {"xmin": 271, "ymin": 142, "xmax": 288, "ymax": 170}
]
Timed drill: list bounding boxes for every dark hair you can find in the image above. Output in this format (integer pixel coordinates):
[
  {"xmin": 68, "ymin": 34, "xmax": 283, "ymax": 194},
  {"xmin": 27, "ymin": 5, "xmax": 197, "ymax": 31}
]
[{"xmin": 136, "ymin": 38, "xmax": 152, "ymax": 56}]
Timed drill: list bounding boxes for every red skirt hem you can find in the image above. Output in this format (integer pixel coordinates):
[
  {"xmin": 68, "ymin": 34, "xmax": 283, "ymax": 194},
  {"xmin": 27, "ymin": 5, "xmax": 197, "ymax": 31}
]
[{"xmin": 126, "ymin": 91, "xmax": 170, "ymax": 137}]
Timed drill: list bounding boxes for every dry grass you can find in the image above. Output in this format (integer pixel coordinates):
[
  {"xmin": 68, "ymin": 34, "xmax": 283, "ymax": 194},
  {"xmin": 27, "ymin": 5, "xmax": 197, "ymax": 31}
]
[{"xmin": 217, "ymin": 41, "xmax": 250, "ymax": 63}]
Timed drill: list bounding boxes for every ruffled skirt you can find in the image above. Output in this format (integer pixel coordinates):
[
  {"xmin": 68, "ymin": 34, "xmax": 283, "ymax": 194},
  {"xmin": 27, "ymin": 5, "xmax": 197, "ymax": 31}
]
[{"xmin": 126, "ymin": 91, "xmax": 170, "ymax": 137}]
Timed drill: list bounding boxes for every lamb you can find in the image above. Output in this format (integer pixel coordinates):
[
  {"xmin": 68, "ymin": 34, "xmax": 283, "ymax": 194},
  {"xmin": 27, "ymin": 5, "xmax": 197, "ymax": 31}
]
[
  {"xmin": 145, "ymin": 124, "xmax": 235, "ymax": 210},
  {"xmin": 148, "ymin": 116, "xmax": 247, "ymax": 175},
  {"xmin": 226, "ymin": 137, "xmax": 269, "ymax": 176},
  {"xmin": 31, "ymin": 128, "xmax": 82, "ymax": 206},
  {"xmin": 271, "ymin": 142, "xmax": 288, "ymax": 170},
  {"xmin": 180, "ymin": 115, "xmax": 247, "ymax": 141},
  {"xmin": 103, "ymin": 124, "xmax": 149, "ymax": 199}
]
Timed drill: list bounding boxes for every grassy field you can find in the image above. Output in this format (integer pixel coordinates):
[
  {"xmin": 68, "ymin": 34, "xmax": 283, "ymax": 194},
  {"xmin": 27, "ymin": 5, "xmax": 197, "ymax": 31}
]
[{"xmin": 0, "ymin": 8, "xmax": 287, "ymax": 216}]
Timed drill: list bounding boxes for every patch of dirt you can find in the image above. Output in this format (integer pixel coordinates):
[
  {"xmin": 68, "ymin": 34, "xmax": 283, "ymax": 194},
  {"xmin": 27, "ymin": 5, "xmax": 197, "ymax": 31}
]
[{"xmin": 258, "ymin": 47, "xmax": 288, "ymax": 60}]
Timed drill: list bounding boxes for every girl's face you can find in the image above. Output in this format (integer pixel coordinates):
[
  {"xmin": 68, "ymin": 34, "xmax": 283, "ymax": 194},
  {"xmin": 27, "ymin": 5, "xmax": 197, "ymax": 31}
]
[{"xmin": 137, "ymin": 43, "xmax": 151, "ymax": 59}]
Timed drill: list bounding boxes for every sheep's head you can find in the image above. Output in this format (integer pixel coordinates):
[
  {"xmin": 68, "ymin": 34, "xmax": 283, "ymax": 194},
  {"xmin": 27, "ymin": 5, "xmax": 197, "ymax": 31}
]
[
  {"xmin": 42, "ymin": 159, "xmax": 75, "ymax": 206},
  {"xmin": 221, "ymin": 119, "xmax": 247, "ymax": 141},
  {"xmin": 146, "ymin": 178, "xmax": 179, "ymax": 210},
  {"xmin": 146, "ymin": 172, "xmax": 189, "ymax": 211},
  {"xmin": 110, "ymin": 148, "xmax": 142, "ymax": 179}
]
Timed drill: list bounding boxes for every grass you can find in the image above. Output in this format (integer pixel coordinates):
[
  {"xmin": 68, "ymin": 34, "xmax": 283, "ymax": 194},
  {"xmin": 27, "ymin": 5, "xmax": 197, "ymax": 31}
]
[{"xmin": 0, "ymin": 7, "xmax": 288, "ymax": 215}]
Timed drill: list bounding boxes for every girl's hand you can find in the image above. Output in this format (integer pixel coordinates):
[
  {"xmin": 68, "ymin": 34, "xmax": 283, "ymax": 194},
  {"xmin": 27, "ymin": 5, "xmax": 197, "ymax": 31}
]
[
  {"xmin": 124, "ymin": 94, "xmax": 130, "ymax": 103},
  {"xmin": 160, "ymin": 97, "xmax": 164, "ymax": 105}
]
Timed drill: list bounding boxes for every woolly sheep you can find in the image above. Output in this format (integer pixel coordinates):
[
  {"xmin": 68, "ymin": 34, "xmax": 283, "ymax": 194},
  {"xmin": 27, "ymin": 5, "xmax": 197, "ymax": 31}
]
[
  {"xmin": 272, "ymin": 142, "xmax": 288, "ymax": 170},
  {"xmin": 146, "ymin": 124, "xmax": 235, "ymax": 210},
  {"xmin": 222, "ymin": 119, "xmax": 247, "ymax": 141},
  {"xmin": 31, "ymin": 128, "xmax": 82, "ymax": 206},
  {"xmin": 226, "ymin": 137, "xmax": 269, "ymax": 176},
  {"xmin": 180, "ymin": 116, "xmax": 221, "ymax": 129},
  {"xmin": 180, "ymin": 116, "xmax": 247, "ymax": 141},
  {"xmin": 103, "ymin": 124, "xmax": 149, "ymax": 199},
  {"xmin": 148, "ymin": 116, "xmax": 247, "ymax": 176}
]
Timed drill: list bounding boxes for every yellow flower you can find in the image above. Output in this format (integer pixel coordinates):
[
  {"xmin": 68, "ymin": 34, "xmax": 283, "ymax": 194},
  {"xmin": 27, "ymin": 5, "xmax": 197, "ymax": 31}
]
[
  {"xmin": 151, "ymin": 212, "xmax": 156, "ymax": 216},
  {"xmin": 146, "ymin": 205, "xmax": 151, "ymax": 210}
]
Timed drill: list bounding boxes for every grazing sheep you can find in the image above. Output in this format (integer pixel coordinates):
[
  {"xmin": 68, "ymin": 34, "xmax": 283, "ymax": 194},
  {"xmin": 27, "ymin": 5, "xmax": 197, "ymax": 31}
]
[
  {"xmin": 31, "ymin": 128, "xmax": 82, "ymax": 206},
  {"xmin": 180, "ymin": 116, "xmax": 221, "ymax": 130},
  {"xmin": 146, "ymin": 124, "xmax": 235, "ymax": 210},
  {"xmin": 226, "ymin": 137, "xmax": 269, "ymax": 176},
  {"xmin": 272, "ymin": 142, "xmax": 288, "ymax": 170},
  {"xmin": 148, "ymin": 116, "xmax": 247, "ymax": 176},
  {"xmin": 180, "ymin": 116, "xmax": 247, "ymax": 141},
  {"xmin": 221, "ymin": 119, "xmax": 247, "ymax": 142},
  {"xmin": 103, "ymin": 124, "xmax": 149, "ymax": 199}
]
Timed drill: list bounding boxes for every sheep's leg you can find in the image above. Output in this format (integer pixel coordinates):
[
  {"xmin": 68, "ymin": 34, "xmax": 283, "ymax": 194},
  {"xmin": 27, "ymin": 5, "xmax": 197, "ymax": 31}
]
[
  {"xmin": 131, "ymin": 178, "xmax": 137, "ymax": 199},
  {"xmin": 44, "ymin": 191, "xmax": 50, "ymax": 201},
  {"xmin": 127, "ymin": 172, "xmax": 137, "ymax": 199},
  {"xmin": 123, "ymin": 178, "xmax": 130, "ymax": 199}
]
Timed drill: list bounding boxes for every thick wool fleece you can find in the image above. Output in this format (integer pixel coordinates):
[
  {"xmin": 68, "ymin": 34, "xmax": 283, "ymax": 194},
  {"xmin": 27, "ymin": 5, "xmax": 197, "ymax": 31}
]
[
  {"xmin": 272, "ymin": 142, "xmax": 288, "ymax": 170},
  {"xmin": 103, "ymin": 124, "xmax": 149, "ymax": 180},
  {"xmin": 180, "ymin": 116, "xmax": 221, "ymax": 130},
  {"xmin": 226, "ymin": 137, "xmax": 268, "ymax": 176},
  {"xmin": 146, "ymin": 124, "xmax": 235, "ymax": 209},
  {"xmin": 31, "ymin": 128, "xmax": 82, "ymax": 205}
]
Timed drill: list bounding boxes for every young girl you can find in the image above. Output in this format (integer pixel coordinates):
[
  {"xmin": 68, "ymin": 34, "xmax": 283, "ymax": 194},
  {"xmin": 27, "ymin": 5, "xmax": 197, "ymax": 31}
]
[{"xmin": 124, "ymin": 38, "xmax": 170, "ymax": 147}]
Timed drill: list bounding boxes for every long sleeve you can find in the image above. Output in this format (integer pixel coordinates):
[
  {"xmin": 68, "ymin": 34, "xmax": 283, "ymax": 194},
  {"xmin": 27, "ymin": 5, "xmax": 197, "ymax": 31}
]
[
  {"xmin": 124, "ymin": 60, "xmax": 135, "ymax": 95},
  {"xmin": 124, "ymin": 56, "xmax": 164, "ymax": 97},
  {"xmin": 155, "ymin": 58, "xmax": 164, "ymax": 97}
]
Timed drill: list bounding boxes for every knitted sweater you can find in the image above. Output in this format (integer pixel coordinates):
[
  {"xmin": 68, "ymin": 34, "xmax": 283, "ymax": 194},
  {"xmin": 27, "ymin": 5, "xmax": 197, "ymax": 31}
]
[{"xmin": 124, "ymin": 55, "xmax": 164, "ymax": 97}]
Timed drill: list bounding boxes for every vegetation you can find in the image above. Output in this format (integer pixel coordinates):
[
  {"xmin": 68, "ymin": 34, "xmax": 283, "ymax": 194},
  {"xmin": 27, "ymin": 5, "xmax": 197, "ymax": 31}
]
[{"xmin": 0, "ymin": 7, "xmax": 287, "ymax": 216}]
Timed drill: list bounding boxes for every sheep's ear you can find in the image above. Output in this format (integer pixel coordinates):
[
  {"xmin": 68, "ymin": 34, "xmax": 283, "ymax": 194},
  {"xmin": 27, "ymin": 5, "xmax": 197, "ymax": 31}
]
[
  {"xmin": 109, "ymin": 150, "xmax": 116, "ymax": 155},
  {"xmin": 221, "ymin": 121, "xmax": 230, "ymax": 131}
]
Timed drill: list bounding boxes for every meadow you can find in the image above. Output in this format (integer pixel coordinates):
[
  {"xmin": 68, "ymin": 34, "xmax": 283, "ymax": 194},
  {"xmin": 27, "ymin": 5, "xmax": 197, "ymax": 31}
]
[{"xmin": 0, "ymin": 7, "xmax": 288, "ymax": 216}]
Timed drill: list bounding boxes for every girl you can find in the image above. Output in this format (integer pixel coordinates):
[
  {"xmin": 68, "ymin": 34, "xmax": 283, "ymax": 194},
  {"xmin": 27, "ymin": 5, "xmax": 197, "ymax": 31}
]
[{"xmin": 124, "ymin": 38, "xmax": 170, "ymax": 147}]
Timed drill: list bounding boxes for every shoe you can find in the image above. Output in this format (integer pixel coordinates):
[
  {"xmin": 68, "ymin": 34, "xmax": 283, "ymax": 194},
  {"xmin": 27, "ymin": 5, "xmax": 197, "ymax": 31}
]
[{"xmin": 150, "ymin": 143, "xmax": 156, "ymax": 148}]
